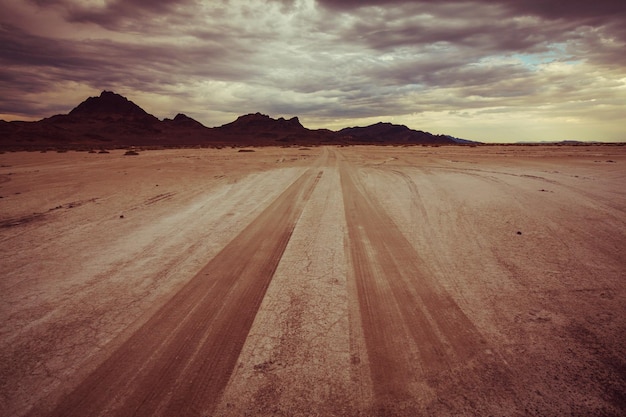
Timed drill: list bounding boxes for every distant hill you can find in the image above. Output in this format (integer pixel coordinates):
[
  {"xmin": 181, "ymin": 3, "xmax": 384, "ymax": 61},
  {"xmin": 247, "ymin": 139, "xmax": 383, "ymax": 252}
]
[
  {"xmin": 338, "ymin": 122, "xmax": 455, "ymax": 145},
  {"xmin": 217, "ymin": 112, "xmax": 335, "ymax": 145},
  {"xmin": 445, "ymin": 135, "xmax": 481, "ymax": 145},
  {"xmin": 221, "ymin": 113, "xmax": 304, "ymax": 132},
  {"xmin": 0, "ymin": 91, "xmax": 471, "ymax": 150},
  {"xmin": 515, "ymin": 140, "xmax": 600, "ymax": 145}
]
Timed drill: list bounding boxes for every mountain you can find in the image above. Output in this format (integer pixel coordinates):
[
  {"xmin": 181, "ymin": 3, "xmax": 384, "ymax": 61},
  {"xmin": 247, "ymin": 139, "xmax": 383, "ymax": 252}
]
[
  {"xmin": 0, "ymin": 91, "xmax": 470, "ymax": 149},
  {"xmin": 217, "ymin": 112, "xmax": 335, "ymax": 145},
  {"xmin": 515, "ymin": 140, "xmax": 598, "ymax": 145},
  {"xmin": 445, "ymin": 135, "xmax": 481, "ymax": 145},
  {"xmin": 163, "ymin": 113, "xmax": 206, "ymax": 129},
  {"xmin": 0, "ymin": 91, "xmax": 210, "ymax": 149},
  {"xmin": 221, "ymin": 113, "xmax": 304, "ymax": 132},
  {"xmin": 338, "ymin": 122, "xmax": 455, "ymax": 145},
  {"xmin": 68, "ymin": 91, "xmax": 158, "ymax": 122}
]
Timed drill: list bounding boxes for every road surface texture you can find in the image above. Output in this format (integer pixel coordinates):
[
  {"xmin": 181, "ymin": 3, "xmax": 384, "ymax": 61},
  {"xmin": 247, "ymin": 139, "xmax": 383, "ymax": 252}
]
[{"xmin": 1, "ymin": 145, "xmax": 625, "ymax": 416}]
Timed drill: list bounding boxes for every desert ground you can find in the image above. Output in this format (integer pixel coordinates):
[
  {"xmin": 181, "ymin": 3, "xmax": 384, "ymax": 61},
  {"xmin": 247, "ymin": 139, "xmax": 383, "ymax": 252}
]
[{"xmin": 0, "ymin": 145, "xmax": 624, "ymax": 416}]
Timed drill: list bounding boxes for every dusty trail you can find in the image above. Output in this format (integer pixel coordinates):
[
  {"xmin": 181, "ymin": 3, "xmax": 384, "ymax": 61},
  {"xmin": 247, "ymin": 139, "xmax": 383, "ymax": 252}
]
[
  {"xmin": 214, "ymin": 148, "xmax": 368, "ymax": 416},
  {"xmin": 338, "ymin": 147, "xmax": 626, "ymax": 415},
  {"xmin": 337, "ymin": 150, "xmax": 489, "ymax": 412},
  {"xmin": 1, "ymin": 145, "xmax": 624, "ymax": 417},
  {"xmin": 38, "ymin": 167, "xmax": 322, "ymax": 417}
]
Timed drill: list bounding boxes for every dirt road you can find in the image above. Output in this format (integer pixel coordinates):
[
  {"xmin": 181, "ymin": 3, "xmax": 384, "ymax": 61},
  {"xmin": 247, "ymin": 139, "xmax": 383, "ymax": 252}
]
[{"xmin": 1, "ymin": 146, "xmax": 624, "ymax": 416}]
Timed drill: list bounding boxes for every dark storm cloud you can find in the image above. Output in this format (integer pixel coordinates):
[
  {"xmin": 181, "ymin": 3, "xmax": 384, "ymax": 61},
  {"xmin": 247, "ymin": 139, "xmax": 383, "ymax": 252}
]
[
  {"xmin": 0, "ymin": 22, "xmax": 258, "ymax": 94},
  {"xmin": 506, "ymin": 0, "xmax": 626, "ymax": 20},
  {"xmin": 316, "ymin": 0, "xmax": 626, "ymax": 59},
  {"xmin": 362, "ymin": 56, "xmax": 533, "ymax": 92},
  {"xmin": 323, "ymin": 1, "xmax": 623, "ymax": 53},
  {"xmin": 343, "ymin": 14, "xmax": 567, "ymax": 54},
  {"xmin": 316, "ymin": 0, "xmax": 626, "ymax": 19},
  {"xmin": 27, "ymin": 0, "xmax": 197, "ymax": 29}
]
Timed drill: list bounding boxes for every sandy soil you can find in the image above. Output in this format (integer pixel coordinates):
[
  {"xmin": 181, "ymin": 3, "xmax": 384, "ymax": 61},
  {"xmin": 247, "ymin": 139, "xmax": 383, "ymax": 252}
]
[{"xmin": 0, "ymin": 145, "xmax": 624, "ymax": 416}]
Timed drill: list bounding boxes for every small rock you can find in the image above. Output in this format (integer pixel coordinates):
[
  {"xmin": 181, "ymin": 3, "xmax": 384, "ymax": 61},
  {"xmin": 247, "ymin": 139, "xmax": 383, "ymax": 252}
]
[
  {"xmin": 120, "ymin": 215, "xmax": 125, "ymax": 219},
  {"xmin": 516, "ymin": 231, "xmax": 522, "ymax": 235}
]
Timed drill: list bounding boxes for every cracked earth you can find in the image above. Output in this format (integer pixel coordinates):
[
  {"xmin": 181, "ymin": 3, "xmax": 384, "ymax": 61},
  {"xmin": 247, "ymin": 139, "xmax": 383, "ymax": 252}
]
[{"xmin": 1, "ymin": 145, "xmax": 625, "ymax": 416}]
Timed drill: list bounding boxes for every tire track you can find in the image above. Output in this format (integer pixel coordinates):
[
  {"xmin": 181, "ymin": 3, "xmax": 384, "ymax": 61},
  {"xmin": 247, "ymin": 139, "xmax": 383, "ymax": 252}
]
[
  {"xmin": 40, "ymin": 168, "xmax": 323, "ymax": 417},
  {"xmin": 338, "ymin": 152, "xmax": 486, "ymax": 409}
]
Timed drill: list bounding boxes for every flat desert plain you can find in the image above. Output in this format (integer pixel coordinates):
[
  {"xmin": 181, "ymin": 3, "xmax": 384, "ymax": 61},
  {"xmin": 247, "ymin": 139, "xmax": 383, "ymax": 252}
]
[{"xmin": 1, "ymin": 145, "xmax": 625, "ymax": 416}]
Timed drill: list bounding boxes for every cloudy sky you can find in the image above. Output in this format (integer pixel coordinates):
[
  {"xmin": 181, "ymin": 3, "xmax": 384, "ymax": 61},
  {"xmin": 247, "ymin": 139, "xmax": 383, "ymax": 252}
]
[{"xmin": 1, "ymin": 0, "xmax": 625, "ymax": 142}]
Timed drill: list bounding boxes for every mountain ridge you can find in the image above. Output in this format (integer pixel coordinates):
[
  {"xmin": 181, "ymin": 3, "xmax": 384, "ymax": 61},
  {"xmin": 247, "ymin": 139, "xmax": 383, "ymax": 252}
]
[
  {"xmin": 338, "ymin": 121, "xmax": 452, "ymax": 145},
  {"xmin": 0, "ymin": 91, "xmax": 471, "ymax": 149}
]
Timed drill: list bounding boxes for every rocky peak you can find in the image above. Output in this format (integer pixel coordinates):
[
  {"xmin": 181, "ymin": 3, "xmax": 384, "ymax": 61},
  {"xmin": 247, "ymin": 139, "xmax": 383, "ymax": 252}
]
[
  {"xmin": 222, "ymin": 113, "xmax": 304, "ymax": 131},
  {"xmin": 69, "ymin": 91, "xmax": 157, "ymax": 121},
  {"xmin": 173, "ymin": 113, "xmax": 193, "ymax": 122},
  {"xmin": 164, "ymin": 113, "xmax": 205, "ymax": 128}
]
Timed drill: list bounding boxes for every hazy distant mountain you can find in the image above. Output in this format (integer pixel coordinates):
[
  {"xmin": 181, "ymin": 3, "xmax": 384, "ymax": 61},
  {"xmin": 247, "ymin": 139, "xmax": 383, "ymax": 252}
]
[
  {"xmin": 338, "ymin": 122, "xmax": 455, "ymax": 145},
  {"xmin": 515, "ymin": 140, "xmax": 598, "ymax": 145},
  {"xmin": 1, "ymin": 91, "xmax": 474, "ymax": 149},
  {"xmin": 445, "ymin": 135, "xmax": 481, "ymax": 145}
]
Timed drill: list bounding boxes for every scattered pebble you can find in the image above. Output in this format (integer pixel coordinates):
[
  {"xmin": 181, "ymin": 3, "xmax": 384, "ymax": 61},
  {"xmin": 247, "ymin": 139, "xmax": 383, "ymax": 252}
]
[
  {"xmin": 120, "ymin": 215, "xmax": 125, "ymax": 219},
  {"xmin": 517, "ymin": 231, "xmax": 522, "ymax": 235}
]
